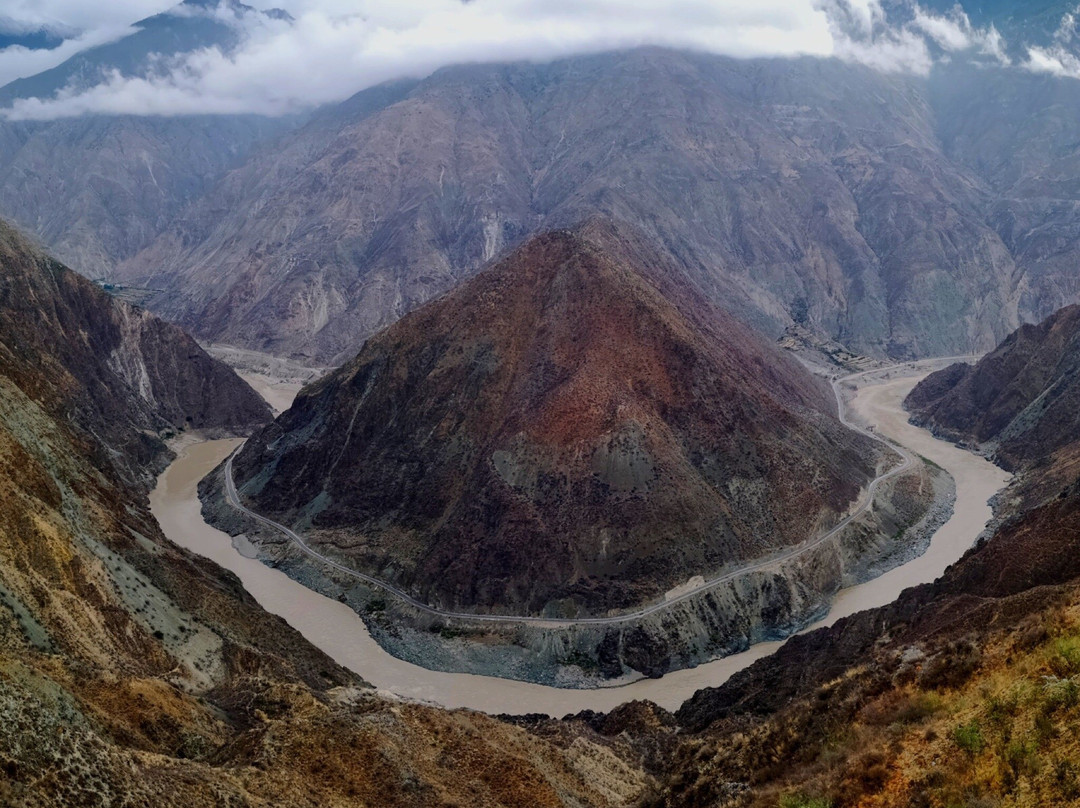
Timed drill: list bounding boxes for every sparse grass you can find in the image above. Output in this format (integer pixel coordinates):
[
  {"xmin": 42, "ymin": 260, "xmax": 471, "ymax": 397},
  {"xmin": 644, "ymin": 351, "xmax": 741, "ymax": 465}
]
[
  {"xmin": 681, "ymin": 599, "xmax": 1080, "ymax": 808},
  {"xmin": 1049, "ymin": 636, "xmax": 1080, "ymax": 677}
]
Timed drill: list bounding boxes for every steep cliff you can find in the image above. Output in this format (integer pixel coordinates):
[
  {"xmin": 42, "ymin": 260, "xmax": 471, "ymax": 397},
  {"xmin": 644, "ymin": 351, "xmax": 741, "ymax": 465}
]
[{"xmin": 0, "ymin": 220, "xmax": 271, "ymax": 483}]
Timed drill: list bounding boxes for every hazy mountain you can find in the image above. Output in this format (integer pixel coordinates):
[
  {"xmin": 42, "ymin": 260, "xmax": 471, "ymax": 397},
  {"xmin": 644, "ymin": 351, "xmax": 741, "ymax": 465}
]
[
  {"xmin": 229, "ymin": 221, "xmax": 879, "ymax": 614},
  {"xmin": 906, "ymin": 302, "xmax": 1080, "ymax": 469},
  {"xmin": 118, "ymin": 48, "xmax": 1028, "ymax": 364},
  {"xmin": 928, "ymin": 63, "xmax": 1080, "ymax": 322},
  {"xmin": 0, "ymin": 0, "xmax": 286, "ymax": 107},
  {"xmin": 0, "ymin": 0, "xmax": 296, "ymax": 279}
]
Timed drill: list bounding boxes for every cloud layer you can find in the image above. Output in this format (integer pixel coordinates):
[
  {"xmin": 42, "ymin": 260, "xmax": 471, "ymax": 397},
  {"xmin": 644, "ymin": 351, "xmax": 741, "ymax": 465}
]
[{"xmin": 0, "ymin": 0, "xmax": 1026, "ymax": 120}]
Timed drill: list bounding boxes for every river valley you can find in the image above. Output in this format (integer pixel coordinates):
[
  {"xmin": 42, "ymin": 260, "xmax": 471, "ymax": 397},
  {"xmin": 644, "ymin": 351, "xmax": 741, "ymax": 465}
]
[{"xmin": 149, "ymin": 361, "xmax": 1011, "ymax": 715}]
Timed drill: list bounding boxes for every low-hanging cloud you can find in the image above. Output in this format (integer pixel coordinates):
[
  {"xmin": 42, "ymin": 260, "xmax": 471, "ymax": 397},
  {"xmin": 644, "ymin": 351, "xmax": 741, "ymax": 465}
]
[
  {"xmin": 0, "ymin": 24, "xmax": 141, "ymax": 88},
  {"xmin": 0, "ymin": 0, "xmax": 1015, "ymax": 120}
]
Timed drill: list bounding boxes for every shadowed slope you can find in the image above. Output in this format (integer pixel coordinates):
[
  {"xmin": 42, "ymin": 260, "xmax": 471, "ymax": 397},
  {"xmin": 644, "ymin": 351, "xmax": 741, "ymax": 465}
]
[{"xmin": 906, "ymin": 304, "xmax": 1080, "ymax": 469}]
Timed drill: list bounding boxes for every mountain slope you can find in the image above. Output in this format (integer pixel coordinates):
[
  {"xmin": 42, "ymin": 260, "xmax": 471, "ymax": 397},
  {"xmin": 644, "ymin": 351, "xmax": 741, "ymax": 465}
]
[
  {"xmin": 230, "ymin": 222, "xmax": 879, "ymax": 615},
  {"xmin": 0, "ymin": 223, "xmax": 647, "ymax": 805},
  {"xmin": 906, "ymin": 303, "xmax": 1080, "ymax": 469},
  {"xmin": 638, "ymin": 327, "xmax": 1080, "ymax": 807},
  {"xmin": 121, "ymin": 48, "xmax": 1022, "ymax": 364},
  {"xmin": 0, "ymin": 219, "xmax": 271, "ymax": 483}
]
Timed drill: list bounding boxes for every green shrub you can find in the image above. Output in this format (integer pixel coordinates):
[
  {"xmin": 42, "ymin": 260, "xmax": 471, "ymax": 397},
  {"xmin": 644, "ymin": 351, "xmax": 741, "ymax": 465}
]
[
  {"xmin": 1041, "ymin": 676, "xmax": 1080, "ymax": 711},
  {"xmin": 778, "ymin": 795, "xmax": 833, "ymax": 808},
  {"xmin": 1050, "ymin": 637, "xmax": 1080, "ymax": 677},
  {"xmin": 953, "ymin": 720, "xmax": 985, "ymax": 755},
  {"xmin": 1005, "ymin": 738, "xmax": 1041, "ymax": 780}
]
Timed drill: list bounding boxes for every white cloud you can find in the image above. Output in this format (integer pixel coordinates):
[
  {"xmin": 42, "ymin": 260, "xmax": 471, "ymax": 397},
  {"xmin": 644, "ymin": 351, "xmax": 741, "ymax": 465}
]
[
  {"xmin": 0, "ymin": 24, "xmax": 139, "ymax": 87},
  {"xmin": 912, "ymin": 7, "xmax": 1009, "ymax": 63},
  {"xmin": 1022, "ymin": 5, "xmax": 1080, "ymax": 79},
  {"xmin": 0, "ymin": 0, "xmax": 1020, "ymax": 119}
]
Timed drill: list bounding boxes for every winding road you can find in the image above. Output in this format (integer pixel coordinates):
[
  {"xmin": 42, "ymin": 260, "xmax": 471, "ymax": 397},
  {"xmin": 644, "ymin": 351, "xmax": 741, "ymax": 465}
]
[{"xmin": 220, "ymin": 360, "xmax": 964, "ymax": 628}]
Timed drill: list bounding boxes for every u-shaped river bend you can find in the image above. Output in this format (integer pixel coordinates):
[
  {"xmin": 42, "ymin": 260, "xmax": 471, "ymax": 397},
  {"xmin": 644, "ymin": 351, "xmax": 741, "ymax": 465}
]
[{"xmin": 150, "ymin": 363, "xmax": 1011, "ymax": 715}]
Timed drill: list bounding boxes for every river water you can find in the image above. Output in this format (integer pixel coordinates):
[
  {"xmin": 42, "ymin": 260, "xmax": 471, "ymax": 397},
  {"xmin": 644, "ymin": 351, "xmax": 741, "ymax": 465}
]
[{"xmin": 148, "ymin": 366, "xmax": 1010, "ymax": 715}]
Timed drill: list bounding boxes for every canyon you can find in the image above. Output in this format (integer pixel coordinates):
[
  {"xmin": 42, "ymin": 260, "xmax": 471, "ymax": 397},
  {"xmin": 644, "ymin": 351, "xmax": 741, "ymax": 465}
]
[{"xmin": 5, "ymin": 2, "xmax": 1080, "ymax": 804}]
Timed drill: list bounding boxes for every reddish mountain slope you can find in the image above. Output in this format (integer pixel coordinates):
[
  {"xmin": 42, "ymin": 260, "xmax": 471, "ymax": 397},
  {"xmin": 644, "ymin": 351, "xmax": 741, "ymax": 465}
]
[{"xmin": 232, "ymin": 222, "xmax": 879, "ymax": 614}]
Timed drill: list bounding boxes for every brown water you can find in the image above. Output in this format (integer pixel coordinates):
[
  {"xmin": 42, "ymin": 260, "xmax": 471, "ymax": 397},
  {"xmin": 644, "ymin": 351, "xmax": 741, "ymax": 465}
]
[
  {"xmin": 149, "ymin": 367, "xmax": 1010, "ymax": 715},
  {"xmin": 236, "ymin": 372, "xmax": 304, "ymax": 416}
]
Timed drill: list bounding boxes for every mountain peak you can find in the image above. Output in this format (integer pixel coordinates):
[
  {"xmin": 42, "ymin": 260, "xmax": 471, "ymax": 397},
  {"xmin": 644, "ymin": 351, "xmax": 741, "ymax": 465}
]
[{"xmin": 230, "ymin": 221, "xmax": 879, "ymax": 615}]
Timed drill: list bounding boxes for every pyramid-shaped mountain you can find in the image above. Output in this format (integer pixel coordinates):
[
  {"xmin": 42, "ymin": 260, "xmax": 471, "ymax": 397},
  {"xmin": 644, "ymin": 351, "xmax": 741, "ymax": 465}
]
[{"xmin": 231, "ymin": 222, "xmax": 880, "ymax": 614}]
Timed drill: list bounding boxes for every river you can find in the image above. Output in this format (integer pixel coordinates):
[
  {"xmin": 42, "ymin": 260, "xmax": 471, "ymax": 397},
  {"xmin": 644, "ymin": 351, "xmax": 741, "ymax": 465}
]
[{"xmin": 148, "ymin": 364, "xmax": 1011, "ymax": 715}]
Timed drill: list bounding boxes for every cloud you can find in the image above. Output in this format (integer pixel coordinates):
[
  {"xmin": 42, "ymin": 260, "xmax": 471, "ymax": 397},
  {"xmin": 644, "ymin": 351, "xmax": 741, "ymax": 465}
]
[
  {"xmin": 0, "ymin": 24, "xmax": 137, "ymax": 87},
  {"xmin": 1023, "ymin": 7, "xmax": 1080, "ymax": 79},
  {"xmin": 0, "ymin": 0, "xmax": 1018, "ymax": 120},
  {"xmin": 911, "ymin": 7, "xmax": 1009, "ymax": 63}
]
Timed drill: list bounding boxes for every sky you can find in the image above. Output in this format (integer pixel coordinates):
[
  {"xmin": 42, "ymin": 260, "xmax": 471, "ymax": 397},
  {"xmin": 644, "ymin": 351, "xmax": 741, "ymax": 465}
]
[{"xmin": 0, "ymin": 0, "xmax": 1058, "ymax": 120}]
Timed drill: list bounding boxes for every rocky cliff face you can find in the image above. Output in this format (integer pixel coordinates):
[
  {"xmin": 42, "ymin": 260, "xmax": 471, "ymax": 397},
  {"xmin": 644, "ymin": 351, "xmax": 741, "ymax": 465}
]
[
  {"xmin": 0, "ymin": 218, "xmax": 649, "ymax": 805},
  {"xmin": 229, "ymin": 222, "xmax": 880, "ymax": 615},
  {"xmin": 0, "ymin": 219, "xmax": 271, "ymax": 484},
  {"xmin": 906, "ymin": 303, "xmax": 1080, "ymax": 469},
  {"xmin": 120, "ymin": 49, "xmax": 1024, "ymax": 364}
]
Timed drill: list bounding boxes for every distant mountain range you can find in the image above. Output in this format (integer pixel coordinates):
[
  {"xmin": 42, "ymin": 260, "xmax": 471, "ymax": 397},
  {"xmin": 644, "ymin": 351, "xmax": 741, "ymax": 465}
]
[
  {"xmin": 0, "ymin": 0, "xmax": 294, "ymax": 280},
  {"xmin": 4, "ymin": 1, "xmax": 1080, "ymax": 366}
]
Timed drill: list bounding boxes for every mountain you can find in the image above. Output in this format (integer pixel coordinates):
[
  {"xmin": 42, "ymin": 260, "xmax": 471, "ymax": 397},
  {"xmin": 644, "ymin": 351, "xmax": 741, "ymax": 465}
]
[
  {"xmin": 922, "ymin": 60, "xmax": 1080, "ymax": 331},
  {"xmin": 906, "ymin": 303, "xmax": 1080, "ymax": 469},
  {"xmin": 0, "ymin": 115, "xmax": 288, "ymax": 280},
  {"xmin": 0, "ymin": 0, "xmax": 286, "ymax": 107},
  {"xmin": 0, "ymin": 219, "xmax": 271, "ymax": 482},
  {"xmin": 0, "ymin": 0, "xmax": 295, "ymax": 279},
  {"xmin": 0, "ymin": 218, "xmax": 646, "ymax": 805},
  {"xmin": 229, "ymin": 222, "xmax": 880, "ymax": 615},
  {"xmin": 119, "ymin": 48, "xmax": 1025, "ymax": 364},
  {"xmin": 631, "ymin": 308, "xmax": 1080, "ymax": 807}
]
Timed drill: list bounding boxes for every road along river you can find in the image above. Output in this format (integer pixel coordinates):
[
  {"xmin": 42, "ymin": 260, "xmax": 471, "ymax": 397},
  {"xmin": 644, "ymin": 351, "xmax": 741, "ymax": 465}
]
[{"xmin": 149, "ymin": 363, "xmax": 1011, "ymax": 715}]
